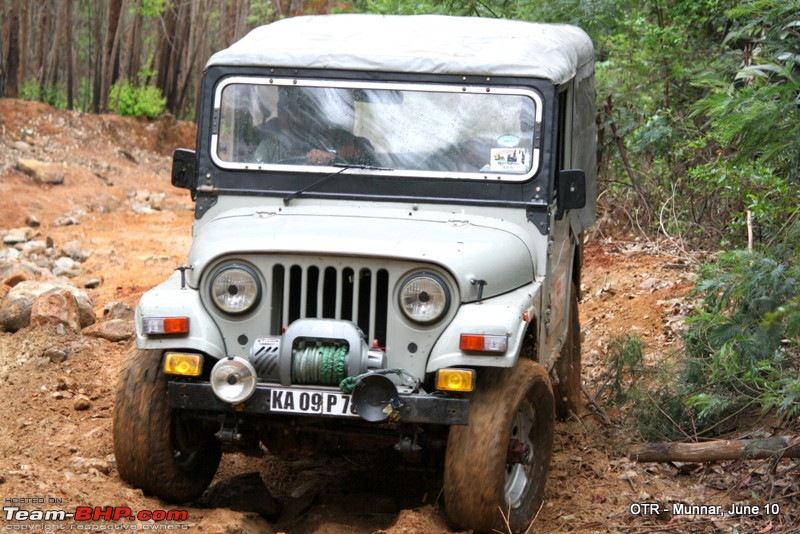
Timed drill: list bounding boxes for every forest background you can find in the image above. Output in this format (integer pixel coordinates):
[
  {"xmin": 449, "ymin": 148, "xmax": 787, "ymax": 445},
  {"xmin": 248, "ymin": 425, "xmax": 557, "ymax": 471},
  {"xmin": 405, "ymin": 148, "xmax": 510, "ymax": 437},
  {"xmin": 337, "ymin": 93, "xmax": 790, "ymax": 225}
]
[{"xmin": 0, "ymin": 0, "xmax": 799, "ymax": 441}]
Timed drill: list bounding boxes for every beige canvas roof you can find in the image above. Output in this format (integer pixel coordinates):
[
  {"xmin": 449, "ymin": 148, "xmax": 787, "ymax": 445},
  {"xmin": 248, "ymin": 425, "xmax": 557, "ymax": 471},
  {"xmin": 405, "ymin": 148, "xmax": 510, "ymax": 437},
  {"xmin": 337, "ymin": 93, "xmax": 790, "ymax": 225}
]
[{"xmin": 207, "ymin": 14, "xmax": 594, "ymax": 84}]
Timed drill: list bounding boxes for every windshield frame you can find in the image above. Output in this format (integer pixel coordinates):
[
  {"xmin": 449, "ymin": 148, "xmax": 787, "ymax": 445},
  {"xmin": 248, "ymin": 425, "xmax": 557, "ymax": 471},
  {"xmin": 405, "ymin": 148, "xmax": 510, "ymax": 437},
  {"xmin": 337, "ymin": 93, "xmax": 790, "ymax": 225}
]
[{"xmin": 210, "ymin": 77, "xmax": 544, "ymax": 182}]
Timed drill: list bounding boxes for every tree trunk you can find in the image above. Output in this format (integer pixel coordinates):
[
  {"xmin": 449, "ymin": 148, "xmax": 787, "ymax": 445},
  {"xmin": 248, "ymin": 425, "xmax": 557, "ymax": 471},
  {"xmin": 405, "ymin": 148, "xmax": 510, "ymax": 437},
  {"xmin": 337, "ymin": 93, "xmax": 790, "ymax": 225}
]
[
  {"xmin": 65, "ymin": 0, "xmax": 74, "ymax": 109},
  {"xmin": 91, "ymin": 0, "xmax": 105, "ymax": 113},
  {"xmin": 44, "ymin": 0, "xmax": 68, "ymax": 94},
  {"xmin": 629, "ymin": 436, "xmax": 800, "ymax": 463},
  {"xmin": 36, "ymin": 1, "xmax": 51, "ymax": 98},
  {"xmin": 154, "ymin": 0, "xmax": 179, "ymax": 111},
  {"xmin": 100, "ymin": 0, "xmax": 125, "ymax": 111},
  {"xmin": 3, "ymin": 2, "xmax": 21, "ymax": 97},
  {"xmin": 126, "ymin": 0, "xmax": 143, "ymax": 82}
]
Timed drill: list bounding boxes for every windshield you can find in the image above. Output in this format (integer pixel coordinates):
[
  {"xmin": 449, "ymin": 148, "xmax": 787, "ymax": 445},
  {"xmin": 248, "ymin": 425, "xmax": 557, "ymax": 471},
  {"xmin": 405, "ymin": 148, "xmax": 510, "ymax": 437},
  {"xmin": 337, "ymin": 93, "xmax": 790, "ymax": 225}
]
[{"xmin": 212, "ymin": 78, "xmax": 542, "ymax": 181}]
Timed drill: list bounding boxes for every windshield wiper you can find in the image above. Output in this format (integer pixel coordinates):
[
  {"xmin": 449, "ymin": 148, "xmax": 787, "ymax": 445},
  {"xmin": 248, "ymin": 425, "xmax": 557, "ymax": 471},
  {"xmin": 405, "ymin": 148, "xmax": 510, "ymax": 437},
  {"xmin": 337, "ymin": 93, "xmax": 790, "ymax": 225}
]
[{"xmin": 283, "ymin": 163, "xmax": 392, "ymax": 204}]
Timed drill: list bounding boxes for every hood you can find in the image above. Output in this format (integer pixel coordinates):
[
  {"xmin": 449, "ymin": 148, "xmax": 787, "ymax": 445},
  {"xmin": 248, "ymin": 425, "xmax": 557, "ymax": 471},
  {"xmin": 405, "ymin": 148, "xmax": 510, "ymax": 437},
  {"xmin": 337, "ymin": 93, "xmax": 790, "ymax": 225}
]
[{"xmin": 187, "ymin": 207, "xmax": 534, "ymax": 301}]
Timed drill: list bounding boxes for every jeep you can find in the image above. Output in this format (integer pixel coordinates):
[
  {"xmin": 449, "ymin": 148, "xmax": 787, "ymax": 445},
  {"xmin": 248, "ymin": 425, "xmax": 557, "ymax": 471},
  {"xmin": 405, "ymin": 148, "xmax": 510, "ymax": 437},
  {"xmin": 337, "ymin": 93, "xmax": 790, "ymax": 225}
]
[{"xmin": 112, "ymin": 14, "xmax": 596, "ymax": 533}]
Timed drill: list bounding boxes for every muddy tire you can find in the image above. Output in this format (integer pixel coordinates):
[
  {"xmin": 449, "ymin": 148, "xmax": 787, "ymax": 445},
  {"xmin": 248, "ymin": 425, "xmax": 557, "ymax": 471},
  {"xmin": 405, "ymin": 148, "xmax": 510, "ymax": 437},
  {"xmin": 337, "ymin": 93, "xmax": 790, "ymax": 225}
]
[
  {"xmin": 554, "ymin": 282, "xmax": 582, "ymax": 420},
  {"xmin": 444, "ymin": 359, "xmax": 555, "ymax": 533},
  {"xmin": 113, "ymin": 349, "xmax": 221, "ymax": 502}
]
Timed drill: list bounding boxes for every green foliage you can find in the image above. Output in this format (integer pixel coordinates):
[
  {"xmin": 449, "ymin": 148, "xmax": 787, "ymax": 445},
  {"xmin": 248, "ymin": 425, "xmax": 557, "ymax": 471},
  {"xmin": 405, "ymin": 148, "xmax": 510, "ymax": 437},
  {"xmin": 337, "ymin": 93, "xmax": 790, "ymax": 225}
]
[
  {"xmin": 606, "ymin": 333, "xmax": 645, "ymax": 403},
  {"xmin": 593, "ymin": 333, "xmax": 646, "ymax": 406},
  {"xmin": 108, "ymin": 81, "xmax": 166, "ymax": 119},
  {"xmin": 139, "ymin": 0, "xmax": 166, "ymax": 18},
  {"xmin": 19, "ymin": 79, "xmax": 68, "ymax": 109},
  {"xmin": 247, "ymin": 0, "xmax": 277, "ymax": 23},
  {"xmin": 679, "ymin": 247, "xmax": 799, "ymax": 432}
]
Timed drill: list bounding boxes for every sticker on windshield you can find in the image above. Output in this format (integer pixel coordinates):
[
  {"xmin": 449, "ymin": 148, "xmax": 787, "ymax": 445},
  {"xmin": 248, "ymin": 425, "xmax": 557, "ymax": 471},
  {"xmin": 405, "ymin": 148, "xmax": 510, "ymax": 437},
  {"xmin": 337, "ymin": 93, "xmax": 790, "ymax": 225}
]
[
  {"xmin": 490, "ymin": 148, "xmax": 530, "ymax": 173},
  {"xmin": 496, "ymin": 135, "xmax": 521, "ymax": 148}
]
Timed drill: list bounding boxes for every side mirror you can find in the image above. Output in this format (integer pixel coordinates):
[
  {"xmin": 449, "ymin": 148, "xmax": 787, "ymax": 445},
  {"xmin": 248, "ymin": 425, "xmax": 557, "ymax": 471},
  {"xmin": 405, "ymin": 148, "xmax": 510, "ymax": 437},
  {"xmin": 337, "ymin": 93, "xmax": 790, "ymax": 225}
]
[
  {"xmin": 171, "ymin": 148, "xmax": 196, "ymax": 191},
  {"xmin": 558, "ymin": 169, "xmax": 586, "ymax": 211}
]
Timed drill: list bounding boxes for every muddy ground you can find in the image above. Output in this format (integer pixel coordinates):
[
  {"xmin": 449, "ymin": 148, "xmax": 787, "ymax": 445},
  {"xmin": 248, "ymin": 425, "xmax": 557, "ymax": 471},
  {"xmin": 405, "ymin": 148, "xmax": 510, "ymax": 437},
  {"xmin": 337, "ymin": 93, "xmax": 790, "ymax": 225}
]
[{"xmin": 0, "ymin": 99, "xmax": 796, "ymax": 533}]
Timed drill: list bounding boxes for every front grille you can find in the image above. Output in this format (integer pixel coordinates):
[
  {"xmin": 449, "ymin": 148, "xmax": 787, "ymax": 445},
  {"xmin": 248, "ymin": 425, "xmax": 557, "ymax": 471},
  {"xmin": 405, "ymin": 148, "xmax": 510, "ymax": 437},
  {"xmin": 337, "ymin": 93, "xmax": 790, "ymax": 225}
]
[{"xmin": 270, "ymin": 263, "xmax": 390, "ymax": 345}]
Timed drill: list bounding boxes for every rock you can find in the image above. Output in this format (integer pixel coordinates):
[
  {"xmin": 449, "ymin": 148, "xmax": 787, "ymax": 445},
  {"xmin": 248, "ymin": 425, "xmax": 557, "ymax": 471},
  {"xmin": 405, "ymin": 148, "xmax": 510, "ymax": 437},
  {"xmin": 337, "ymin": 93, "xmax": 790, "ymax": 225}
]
[
  {"xmin": 83, "ymin": 319, "xmax": 133, "ymax": 342},
  {"xmin": 57, "ymin": 376, "xmax": 76, "ymax": 391},
  {"xmin": 44, "ymin": 348, "xmax": 69, "ymax": 363},
  {"xmin": 30, "ymin": 287, "xmax": 81, "ymax": 332},
  {"xmin": 16, "ymin": 158, "xmax": 65, "ymax": 185},
  {"xmin": 53, "ymin": 257, "xmax": 82, "ymax": 278},
  {"xmin": 68, "ymin": 457, "xmax": 110, "ymax": 475},
  {"xmin": 60, "ymin": 241, "xmax": 90, "ymax": 262},
  {"xmin": 53, "ymin": 215, "xmax": 79, "ymax": 227},
  {"xmin": 73, "ymin": 397, "xmax": 91, "ymax": 411},
  {"xmin": 639, "ymin": 278, "xmax": 660, "ymax": 290},
  {"xmin": 0, "ymin": 247, "xmax": 21, "ymax": 262},
  {"xmin": 13, "ymin": 141, "xmax": 33, "ymax": 152},
  {"xmin": 149, "ymin": 192, "xmax": 166, "ymax": 211},
  {"xmin": 3, "ymin": 227, "xmax": 33, "ymax": 245},
  {"xmin": 25, "ymin": 214, "xmax": 41, "ymax": 228},
  {"xmin": 0, "ymin": 260, "xmax": 41, "ymax": 282},
  {"xmin": 201, "ymin": 472, "xmax": 282, "ymax": 521},
  {"xmin": 2, "ymin": 271, "xmax": 31, "ymax": 288},
  {"xmin": 0, "ymin": 280, "xmax": 95, "ymax": 332},
  {"xmin": 145, "ymin": 255, "xmax": 170, "ymax": 265},
  {"xmin": 21, "ymin": 240, "xmax": 47, "ymax": 256},
  {"xmin": 103, "ymin": 301, "xmax": 134, "ymax": 320},
  {"xmin": 83, "ymin": 278, "xmax": 102, "ymax": 289},
  {"xmin": 129, "ymin": 190, "xmax": 166, "ymax": 213}
]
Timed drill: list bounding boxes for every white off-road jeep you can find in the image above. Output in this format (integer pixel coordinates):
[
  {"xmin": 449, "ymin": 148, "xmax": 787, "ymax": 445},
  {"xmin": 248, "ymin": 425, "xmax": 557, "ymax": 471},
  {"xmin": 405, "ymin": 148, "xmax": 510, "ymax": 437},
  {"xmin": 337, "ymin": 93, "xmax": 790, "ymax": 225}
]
[{"xmin": 113, "ymin": 14, "xmax": 595, "ymax": 533}]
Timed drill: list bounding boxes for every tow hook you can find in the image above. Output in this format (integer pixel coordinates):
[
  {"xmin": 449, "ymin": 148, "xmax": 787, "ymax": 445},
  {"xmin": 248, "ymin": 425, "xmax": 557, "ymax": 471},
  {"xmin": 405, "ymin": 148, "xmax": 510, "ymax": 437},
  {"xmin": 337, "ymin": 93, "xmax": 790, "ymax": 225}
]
[{"xmin": 507, "ymin": 439, "xmax": 531, "ymax": 464}]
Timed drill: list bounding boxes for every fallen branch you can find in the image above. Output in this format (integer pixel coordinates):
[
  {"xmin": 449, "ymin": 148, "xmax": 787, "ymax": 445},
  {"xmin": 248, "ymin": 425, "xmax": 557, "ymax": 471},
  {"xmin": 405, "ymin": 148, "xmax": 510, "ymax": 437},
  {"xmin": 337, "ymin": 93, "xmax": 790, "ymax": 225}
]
[
  {"xmin": 581, "ymin": 384, "xmax": 612, "ymax": 426},
  {"xmin": 629, "ymin": 436, "xmax": 800, "ymax": 463}
]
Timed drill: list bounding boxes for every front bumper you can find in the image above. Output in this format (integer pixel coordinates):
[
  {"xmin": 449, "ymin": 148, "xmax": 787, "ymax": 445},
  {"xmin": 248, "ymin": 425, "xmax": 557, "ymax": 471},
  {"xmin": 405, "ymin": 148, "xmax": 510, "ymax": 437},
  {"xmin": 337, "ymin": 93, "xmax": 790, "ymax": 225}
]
[{"xmin": 168, "ymin": 381, "xmax": 470, "ymax": 425}]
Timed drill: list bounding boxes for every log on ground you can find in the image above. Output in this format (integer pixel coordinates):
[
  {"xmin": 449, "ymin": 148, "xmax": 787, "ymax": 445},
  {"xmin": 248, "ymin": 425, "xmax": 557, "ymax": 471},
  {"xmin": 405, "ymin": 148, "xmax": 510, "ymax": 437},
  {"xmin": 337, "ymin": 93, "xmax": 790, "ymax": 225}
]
[{"xmin": 629, "ymin": 436, "xmax": 800, "ymax": 463}]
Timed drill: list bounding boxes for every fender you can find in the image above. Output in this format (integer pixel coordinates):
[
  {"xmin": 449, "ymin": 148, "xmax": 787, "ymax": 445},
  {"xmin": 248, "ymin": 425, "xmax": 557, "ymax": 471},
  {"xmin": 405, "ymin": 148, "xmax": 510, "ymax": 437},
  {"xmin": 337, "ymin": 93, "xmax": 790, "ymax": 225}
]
[
  {"xmin": 426, "ymin": 282, "xmax": 542, "ymax": 372},
  {"xmin": 135, "ymin": 272, "xmax": 227, "ymax": 358}
]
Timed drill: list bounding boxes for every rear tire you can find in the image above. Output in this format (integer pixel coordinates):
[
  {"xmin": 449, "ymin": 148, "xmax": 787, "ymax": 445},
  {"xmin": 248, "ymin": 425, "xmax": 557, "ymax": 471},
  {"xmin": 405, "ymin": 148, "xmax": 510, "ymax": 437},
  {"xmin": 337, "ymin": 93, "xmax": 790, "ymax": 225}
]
[
  {"xmin": 444, "ymin": 359, "xmax": 555, "ymax": 533},
  {"xmin": 113, "ymin": 349, "xmax": 221, "ymax": 502},
  {"xmin": 554, "ymin": 282, "xmax": 582, "ymax": 420}
]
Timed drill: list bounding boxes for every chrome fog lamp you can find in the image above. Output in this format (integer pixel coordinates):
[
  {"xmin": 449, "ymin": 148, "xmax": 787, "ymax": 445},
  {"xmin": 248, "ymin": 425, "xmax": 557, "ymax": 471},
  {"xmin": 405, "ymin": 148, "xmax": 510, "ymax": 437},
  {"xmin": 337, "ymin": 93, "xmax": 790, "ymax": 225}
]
[
  {"xmin": 210, "ymin": 357, "xmax": 257, "ymax": 403},
  {"xmin": 399, "ymin": 272, "xmax": 451, "ymax": 324},
  {"xmin": 210, "ymin": 263, "xmax": 261, "ymax": 315}
]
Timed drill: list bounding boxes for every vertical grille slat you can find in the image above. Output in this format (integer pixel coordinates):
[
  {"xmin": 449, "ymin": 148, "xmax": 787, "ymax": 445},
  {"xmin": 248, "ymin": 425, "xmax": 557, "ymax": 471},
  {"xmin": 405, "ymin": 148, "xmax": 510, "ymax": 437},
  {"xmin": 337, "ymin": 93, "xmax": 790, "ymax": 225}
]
[
  {"xmin": 351, "ymin": 270, "xmax": 361, "ymax": 331},
  {"xmin": 271, "ymin": 260, "xmax": 389, "ymax": 346},
  {"xmin": 368, "ymin": 270, "xmax": 378, "ymax": 342}
]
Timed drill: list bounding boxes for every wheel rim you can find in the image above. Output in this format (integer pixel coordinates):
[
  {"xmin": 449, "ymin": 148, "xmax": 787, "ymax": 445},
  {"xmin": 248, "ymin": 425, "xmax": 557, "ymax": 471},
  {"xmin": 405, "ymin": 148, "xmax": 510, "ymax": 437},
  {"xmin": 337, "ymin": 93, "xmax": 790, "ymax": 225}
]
[{"xmin": 504, "ymin": 397, "xmax": 535, "ymax": 508}]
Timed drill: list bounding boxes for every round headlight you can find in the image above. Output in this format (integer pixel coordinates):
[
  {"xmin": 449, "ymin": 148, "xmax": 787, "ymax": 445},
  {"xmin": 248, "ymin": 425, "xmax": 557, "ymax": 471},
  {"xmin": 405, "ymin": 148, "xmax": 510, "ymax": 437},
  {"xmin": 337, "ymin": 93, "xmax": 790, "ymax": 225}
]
[
  {"xmin": 399, "ymin": 272, "xmax": 451, "ymax": 324},
  {"xmin": 210, "ymin": 263, "xmax": 261, "ymax": 315},
  {"xmin": 211, "ymin": 357, "xmax": 257, "ymax": 403}
]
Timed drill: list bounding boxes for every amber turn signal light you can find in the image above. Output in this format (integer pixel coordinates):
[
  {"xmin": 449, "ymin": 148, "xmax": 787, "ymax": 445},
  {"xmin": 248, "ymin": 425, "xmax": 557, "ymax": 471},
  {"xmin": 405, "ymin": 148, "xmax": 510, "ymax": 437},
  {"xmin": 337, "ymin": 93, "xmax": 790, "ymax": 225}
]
[
  {"xmin": 436, "ymin": 368, "xmax": 475, "ymax": 392},
  {"xmin": 163, "ymin": 352, "xmax": 203, "ymax": 377}
]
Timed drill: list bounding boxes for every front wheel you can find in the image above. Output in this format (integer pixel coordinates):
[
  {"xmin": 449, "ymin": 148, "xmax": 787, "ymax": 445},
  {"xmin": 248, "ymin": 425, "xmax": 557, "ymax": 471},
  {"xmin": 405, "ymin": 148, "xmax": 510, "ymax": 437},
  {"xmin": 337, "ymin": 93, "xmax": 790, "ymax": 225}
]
[
  {"xmin": 444, "ymin": 359, "xmax": 555, "ymax": 533},
  {"xmin": 113, "ymin": 349, "xmax": 221, "ymax": 502}
]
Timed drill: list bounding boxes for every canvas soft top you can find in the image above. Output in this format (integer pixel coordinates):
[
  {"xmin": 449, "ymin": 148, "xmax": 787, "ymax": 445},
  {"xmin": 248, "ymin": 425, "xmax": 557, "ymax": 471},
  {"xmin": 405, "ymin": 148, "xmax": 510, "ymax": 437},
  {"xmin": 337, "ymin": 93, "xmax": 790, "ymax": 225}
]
[{"xmin": 206, "ymin": 14, "xmax": 594, "ymax": 84}]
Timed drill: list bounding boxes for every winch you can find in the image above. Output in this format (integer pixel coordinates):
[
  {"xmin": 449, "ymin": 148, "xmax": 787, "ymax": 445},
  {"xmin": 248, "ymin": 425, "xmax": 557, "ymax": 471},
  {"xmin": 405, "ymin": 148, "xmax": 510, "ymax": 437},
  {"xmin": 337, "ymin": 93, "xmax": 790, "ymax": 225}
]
[{"xmin": 247, "ymin": 318, "xmax": 387, "ymax": 386}]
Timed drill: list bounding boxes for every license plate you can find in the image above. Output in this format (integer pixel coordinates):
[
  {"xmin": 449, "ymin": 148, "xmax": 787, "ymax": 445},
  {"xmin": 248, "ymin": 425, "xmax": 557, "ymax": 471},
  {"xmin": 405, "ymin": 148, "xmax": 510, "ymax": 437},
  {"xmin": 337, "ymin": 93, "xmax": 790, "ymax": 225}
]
[{"xmin": 269, "ymin": 387, "xmax": 359, "ymax": 418}]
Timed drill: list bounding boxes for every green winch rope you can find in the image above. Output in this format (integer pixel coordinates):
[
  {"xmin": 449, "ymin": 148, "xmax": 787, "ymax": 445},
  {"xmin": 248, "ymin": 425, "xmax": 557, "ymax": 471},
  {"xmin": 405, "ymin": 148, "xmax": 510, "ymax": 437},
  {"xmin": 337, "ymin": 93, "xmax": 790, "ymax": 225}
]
[{"xmin": 292, "ymin": 343, "xmax": 349, "ymax": 386}]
